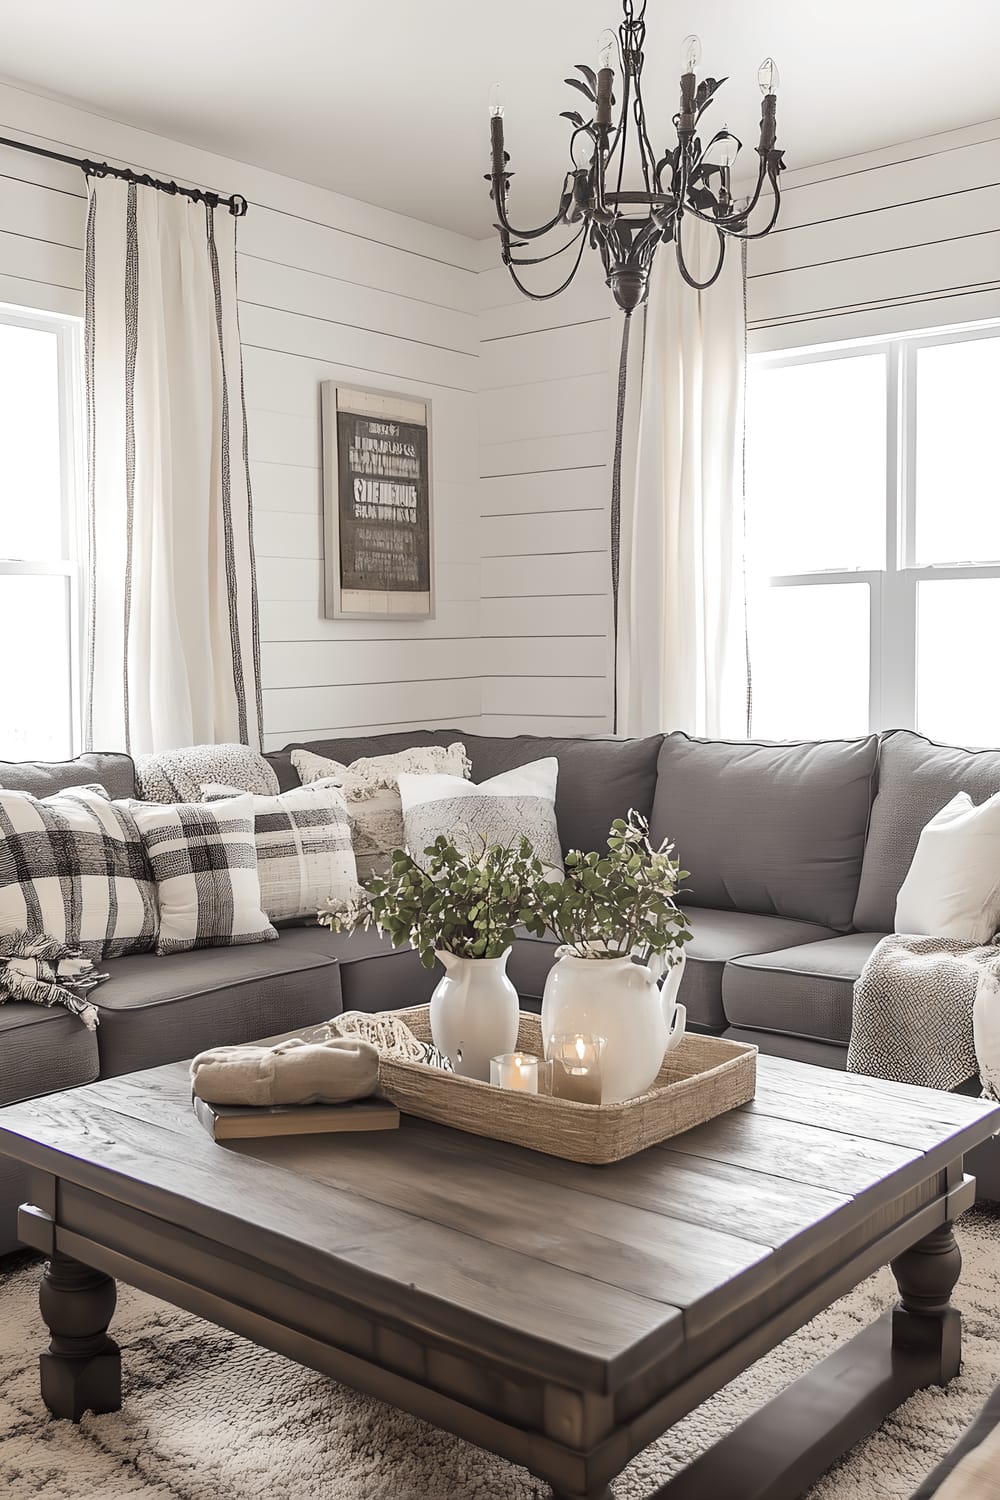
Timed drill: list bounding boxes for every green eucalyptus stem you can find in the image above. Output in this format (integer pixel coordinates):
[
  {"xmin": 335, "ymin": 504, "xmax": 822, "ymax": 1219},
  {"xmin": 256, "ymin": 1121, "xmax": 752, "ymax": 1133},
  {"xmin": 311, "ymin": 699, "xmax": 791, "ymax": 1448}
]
[{"xmin": 318, "ymin": 809, "xmax": 692, "ymax": 977}]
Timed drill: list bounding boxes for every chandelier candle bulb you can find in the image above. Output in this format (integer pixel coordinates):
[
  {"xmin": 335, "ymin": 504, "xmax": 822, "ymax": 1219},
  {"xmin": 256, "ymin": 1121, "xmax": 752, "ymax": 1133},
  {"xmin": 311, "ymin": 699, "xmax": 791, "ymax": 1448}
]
[{"xmin": 490, "ymin": 1052, "xmax": 541, "ymax": 1093}]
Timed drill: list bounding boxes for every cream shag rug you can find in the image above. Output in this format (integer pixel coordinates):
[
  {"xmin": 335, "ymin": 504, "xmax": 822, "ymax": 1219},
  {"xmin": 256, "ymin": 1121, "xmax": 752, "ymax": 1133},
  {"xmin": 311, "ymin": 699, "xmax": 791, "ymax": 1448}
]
[{"xmin": 2, "ymin": 1208, "xmax": 999, "ymax": 1500}]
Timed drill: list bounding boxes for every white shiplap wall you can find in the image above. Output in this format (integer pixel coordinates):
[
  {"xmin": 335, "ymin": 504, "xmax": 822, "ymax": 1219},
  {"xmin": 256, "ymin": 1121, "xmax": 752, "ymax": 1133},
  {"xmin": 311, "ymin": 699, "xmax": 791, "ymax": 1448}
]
[
  {"xmin": 0, "ymin": 79, "xmax": 483, "ymax": 752},
  {"xmin": 476, "ymin": 241, "xmax": 614, "ymax": 735},
  {"xmin": 475, "ymin": 116, "xmax": 1000, "ymax": 730}
]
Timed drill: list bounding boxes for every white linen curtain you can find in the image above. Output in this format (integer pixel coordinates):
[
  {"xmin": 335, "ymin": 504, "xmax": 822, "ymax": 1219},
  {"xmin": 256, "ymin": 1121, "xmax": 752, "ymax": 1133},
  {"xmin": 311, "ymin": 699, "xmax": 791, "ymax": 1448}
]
[
  {"xmin": 616, "ymin": 221, "xmax": 748, "ymax": 738},
  {"xmin": 84, "ymin": 178, "xmax": 263, "ymax": 755}
]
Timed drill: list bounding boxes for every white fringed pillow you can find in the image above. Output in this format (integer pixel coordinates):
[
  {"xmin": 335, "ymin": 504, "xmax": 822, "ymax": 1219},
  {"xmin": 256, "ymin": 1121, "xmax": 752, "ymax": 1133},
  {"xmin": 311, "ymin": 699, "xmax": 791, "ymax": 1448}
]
[
  {"xmin": 895, "ymin": 790, "xmax": 1000, "ymax": 943},
  {"xmin": 291, "ymin": 743, "xmax": 471, "ymax": 881}
]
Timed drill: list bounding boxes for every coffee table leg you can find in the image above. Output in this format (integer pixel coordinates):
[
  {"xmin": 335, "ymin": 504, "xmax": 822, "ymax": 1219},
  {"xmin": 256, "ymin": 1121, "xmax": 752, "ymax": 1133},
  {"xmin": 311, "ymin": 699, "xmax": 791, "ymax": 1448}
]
[
  {"xmin": 38, "ymin": 1252, "xmax": 122, "ymax": 1421},
  {"xmin": 890, "ymin": 1221, "xmax": 962, "ymax": 1383}
]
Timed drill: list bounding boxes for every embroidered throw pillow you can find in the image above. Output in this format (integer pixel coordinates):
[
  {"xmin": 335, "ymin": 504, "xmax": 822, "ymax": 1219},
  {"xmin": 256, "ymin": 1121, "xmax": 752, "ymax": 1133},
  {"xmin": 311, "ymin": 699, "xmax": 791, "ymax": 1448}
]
[
  {"xmin": 291, "ymin": 743, "xmax": 471, "ymax": 882},
  {"xmin": 398, "ymin": 758, "xmax": 563, "ymax": 874},
  {"xmin": 131, "ymin": 796, "xmax": 277, "ymax": 955},
  {"xmin": 0, "ymin": 784, "xmax": 157, "ymax": 959},
  {"xmin": 201, "ymin": 781, "xmax": 358, "ymax": 922}
]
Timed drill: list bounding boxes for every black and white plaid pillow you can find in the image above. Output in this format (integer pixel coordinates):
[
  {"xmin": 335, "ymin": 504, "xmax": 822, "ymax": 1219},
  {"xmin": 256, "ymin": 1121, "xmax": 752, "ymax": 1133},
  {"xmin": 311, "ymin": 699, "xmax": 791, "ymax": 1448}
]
[
  {"xmin": 131, "ymin": 796, "xmax": 277, "ymax": 955},
  {"xmin": 0, "ymin": 784, "xmax": 157, "ymax": 958},
  {"xmin": 200, "ymin": 781, "xmax": 358, "ymax": 922}
]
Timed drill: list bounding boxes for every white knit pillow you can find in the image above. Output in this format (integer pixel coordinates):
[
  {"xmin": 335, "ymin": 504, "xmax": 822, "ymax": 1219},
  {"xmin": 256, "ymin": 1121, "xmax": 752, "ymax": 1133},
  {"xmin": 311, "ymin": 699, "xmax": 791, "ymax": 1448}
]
[{"xmin": 398, "ymin": 758, "xmax": 563, "ymax": 874}]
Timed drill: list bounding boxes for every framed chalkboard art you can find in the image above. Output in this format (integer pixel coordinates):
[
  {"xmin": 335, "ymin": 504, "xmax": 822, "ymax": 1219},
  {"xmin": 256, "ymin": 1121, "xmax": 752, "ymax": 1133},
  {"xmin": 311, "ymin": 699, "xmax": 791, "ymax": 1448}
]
[{"xmin": 321, "ymin": 383, "xmax": 435, "ymax": 620}]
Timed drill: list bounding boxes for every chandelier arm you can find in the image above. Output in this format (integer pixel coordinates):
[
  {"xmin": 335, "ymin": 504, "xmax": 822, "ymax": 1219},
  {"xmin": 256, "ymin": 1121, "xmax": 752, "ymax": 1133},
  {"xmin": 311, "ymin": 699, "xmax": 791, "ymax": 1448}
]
[
  {"xmin": 506, "ymin": 224, "xmax": 587, "ymax": 267},
  {"xmin": 675, "ymin": 223, "xmax": 727, "ymax": 291},
  {"xmin": 504, "ymin": 231, "xmax": 589, "ymax": 301},
  {"xmin": 491, "ymin": 187, "xmax": 576, "ymax": 242},
  {"xmin": 725, "ymin": 175, "xmax": 783, "ymax": 240}
]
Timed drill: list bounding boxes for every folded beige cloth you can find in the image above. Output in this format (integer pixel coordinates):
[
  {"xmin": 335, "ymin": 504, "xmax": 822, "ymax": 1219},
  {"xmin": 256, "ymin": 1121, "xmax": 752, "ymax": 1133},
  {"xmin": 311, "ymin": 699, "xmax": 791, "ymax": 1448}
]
[
  {"xmin": 935, "ymin": 1422, "xmax": 1000, "ymax": 1500},
  {"xmin": 190, "ymin": 1036, "xmax": 379, "ymax": 1107}
]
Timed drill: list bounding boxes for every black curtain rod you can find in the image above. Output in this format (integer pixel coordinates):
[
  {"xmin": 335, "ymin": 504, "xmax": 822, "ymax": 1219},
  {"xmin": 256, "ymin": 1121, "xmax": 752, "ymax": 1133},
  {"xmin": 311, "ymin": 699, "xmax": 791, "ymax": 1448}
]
[{"xmin": 0, "ymin": 132, "xmax": 248, "ymax": 216}]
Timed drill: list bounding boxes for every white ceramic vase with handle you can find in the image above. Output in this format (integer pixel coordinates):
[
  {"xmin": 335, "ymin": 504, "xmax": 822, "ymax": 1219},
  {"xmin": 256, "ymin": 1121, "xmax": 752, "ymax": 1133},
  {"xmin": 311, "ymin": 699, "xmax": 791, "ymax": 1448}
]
[
  {"xmin": 430, "ymin": 948, "xmax": 520, "ymax": 1081},
  {"xmin": 540, "ymin": 949, "xmax": 687, "ymax": 1104}
]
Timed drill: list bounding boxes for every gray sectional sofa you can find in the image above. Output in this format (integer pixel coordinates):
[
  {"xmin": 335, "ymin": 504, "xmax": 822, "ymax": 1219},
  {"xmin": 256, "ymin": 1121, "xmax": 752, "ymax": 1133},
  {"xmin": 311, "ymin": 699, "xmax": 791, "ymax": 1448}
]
[{"xmin": 2, "ymin": 723, "xmax": 999, "ymax": 1254}]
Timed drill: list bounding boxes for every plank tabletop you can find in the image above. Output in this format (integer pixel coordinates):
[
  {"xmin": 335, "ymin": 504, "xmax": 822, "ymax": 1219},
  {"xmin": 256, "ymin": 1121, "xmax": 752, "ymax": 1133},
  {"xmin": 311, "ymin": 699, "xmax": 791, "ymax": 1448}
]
[{"xmin": 1, "ymin": 1053, "xmax": 997, "ymax": 1392}]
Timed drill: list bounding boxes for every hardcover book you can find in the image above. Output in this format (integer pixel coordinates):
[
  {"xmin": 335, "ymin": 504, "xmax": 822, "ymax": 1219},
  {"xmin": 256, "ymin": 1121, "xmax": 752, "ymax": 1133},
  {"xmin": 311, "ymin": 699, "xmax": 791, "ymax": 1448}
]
[{"xmin": 193, "ymin": 1094, "xmax": 400, "ymax": 1142}]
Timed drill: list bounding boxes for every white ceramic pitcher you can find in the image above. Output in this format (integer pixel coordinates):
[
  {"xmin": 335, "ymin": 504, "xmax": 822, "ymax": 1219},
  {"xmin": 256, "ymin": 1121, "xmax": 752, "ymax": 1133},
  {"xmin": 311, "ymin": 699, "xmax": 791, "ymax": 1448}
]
[
  {"xmin": 540, "ymin": 949, "xmax": 687, "ymax": 1104},
  {"xmin": 430, "ymin": 948, "xmax": 520, "ymax": 1081}
]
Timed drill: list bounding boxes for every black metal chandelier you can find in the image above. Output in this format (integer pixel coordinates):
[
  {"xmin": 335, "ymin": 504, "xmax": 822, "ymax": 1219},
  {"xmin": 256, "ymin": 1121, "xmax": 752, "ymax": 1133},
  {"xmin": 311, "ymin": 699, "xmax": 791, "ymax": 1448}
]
[{"xmin": 486, "ymin": 0, "xmax": 786, "ymax": 315}]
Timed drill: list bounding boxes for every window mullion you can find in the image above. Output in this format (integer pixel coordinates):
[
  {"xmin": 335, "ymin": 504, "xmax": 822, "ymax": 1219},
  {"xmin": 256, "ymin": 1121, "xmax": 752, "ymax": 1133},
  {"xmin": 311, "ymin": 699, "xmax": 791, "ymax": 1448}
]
[{"xmin": 878, "ymin": 342, "xmax": 915, "ymax": 731}]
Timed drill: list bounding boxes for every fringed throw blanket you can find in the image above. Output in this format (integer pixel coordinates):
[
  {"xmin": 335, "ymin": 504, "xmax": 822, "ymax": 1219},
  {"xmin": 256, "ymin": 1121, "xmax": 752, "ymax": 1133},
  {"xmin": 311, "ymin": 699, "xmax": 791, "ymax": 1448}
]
[
  {"xmin": 135, "ymin": 743, "xmax": 279, "ymax": 804},
  {"xmin": 848, "ymin": 934, "xmax": 1000, "ymax": 1101},
  {"xmin": 0, "ymin": 931, "xmax": 108, "ymax": 1029}
]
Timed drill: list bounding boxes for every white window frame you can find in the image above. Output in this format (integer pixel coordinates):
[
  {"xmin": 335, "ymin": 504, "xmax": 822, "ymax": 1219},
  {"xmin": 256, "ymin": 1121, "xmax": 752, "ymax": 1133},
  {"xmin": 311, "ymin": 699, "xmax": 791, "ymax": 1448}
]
[
  {"xmin": 751, "ymin": 319, "xmax": 1000, "ymax": 736},
  {"xmin": 0, "ymin": 305, "xmax": 85, "ymax": 758}
]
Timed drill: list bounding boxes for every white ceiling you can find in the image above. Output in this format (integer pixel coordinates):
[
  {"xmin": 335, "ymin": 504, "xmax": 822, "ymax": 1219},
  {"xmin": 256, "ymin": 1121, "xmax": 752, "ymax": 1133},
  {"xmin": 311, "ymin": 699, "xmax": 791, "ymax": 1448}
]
[{"xmin": 0, "ymin": 0, "xmax": 998, "ymax": 239}]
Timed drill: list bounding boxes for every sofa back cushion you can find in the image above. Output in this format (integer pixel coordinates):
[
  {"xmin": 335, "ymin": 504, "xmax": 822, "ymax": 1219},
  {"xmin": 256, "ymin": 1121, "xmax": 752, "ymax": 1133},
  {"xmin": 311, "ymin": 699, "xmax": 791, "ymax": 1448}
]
[
  {"xmin": 270, "ymin": 731, "xmax": 664, "ymax": 856},
  {"xmin": 854, "ymin": 730, "xmax": 1000, "ymax": 932},
  {"xmin": 0, "ymin": 751, "xmax": 136, "ymax": 800},
  {"xmin": 650, "ymin": 733, "xmax": 879, "ymax": 931}
]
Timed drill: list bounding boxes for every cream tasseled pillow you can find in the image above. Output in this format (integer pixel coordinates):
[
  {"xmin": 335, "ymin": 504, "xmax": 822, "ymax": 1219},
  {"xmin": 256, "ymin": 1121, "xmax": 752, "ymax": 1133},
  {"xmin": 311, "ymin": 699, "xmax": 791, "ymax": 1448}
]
[{"xmin": 291, "ymin": 743, "xmax": 471, "ymax": 881}]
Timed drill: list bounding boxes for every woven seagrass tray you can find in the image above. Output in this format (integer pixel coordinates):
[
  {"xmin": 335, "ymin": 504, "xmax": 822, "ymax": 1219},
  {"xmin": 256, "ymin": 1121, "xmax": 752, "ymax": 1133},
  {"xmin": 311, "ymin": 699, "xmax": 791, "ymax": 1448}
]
[{"xmin": 378, "ymin": 1005, "xmax": 757, "ymax": 1165}]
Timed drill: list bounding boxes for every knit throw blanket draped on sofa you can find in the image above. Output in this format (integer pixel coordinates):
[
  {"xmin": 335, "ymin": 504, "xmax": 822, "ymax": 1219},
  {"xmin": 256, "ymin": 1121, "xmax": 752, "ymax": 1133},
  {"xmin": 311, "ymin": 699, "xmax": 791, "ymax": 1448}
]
[
  {"xmin": 849, "ymin": 934, "xmax": 1000, "ymax": 1102},
  {"xmin": 0, "ymin": 931, "xmax": 109, "ymax": 1029}
]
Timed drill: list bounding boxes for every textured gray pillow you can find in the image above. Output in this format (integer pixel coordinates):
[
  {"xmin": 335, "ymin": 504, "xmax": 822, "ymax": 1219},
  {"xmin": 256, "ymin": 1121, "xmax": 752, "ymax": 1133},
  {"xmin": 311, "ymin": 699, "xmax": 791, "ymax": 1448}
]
[
  {"xmin": 854, "ymin": 731, "xmax": 1000, "ymax": 933},
  {"xmin": 650, "ymin": 732, "xmax": 879, "ymax": 931}
]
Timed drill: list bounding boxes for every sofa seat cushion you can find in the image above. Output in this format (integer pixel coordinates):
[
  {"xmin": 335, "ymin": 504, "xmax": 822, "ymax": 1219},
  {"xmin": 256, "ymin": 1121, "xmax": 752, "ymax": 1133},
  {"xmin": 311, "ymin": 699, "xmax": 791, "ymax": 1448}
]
[
  {"xmin": 856, "ymin": 730, "xmax": 1000, "ymax": 932},
  {"xmin": 681, "ymin": 909, "xmax": 838, "ymax": 1032},
  {"xmin": 723, "ymin": 932, "xmax": 887, "ymax": 1046},
  {"xmin": 652, "ymin": 733, "xmax": 878, "ymax": 931},
  {"xmin": 271, "ymin": 730, "xmax": 664, "ymax": 858},
  {"xmin": 93, "ymin": 927, "xmax": 343, "ymax": 1077},
  {"xmin": 0, "ymin": 1004, "xmax": 100, "ymax": 1105},
  {"xmin": 311, "ymin": 926, "xmax": 440, "ymax": 1016}
]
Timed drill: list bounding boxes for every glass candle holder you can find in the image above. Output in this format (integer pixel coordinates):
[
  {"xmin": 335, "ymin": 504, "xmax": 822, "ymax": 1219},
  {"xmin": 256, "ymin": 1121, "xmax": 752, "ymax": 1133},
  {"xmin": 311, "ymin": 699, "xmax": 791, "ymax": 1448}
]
[
  {"xmin": 546, "ymin": 1033, "xmax": 607, "ymax": 1105},
  {"xmin": 490, "ymin": 1051, "xmax": 541, "ymax": 1093}
]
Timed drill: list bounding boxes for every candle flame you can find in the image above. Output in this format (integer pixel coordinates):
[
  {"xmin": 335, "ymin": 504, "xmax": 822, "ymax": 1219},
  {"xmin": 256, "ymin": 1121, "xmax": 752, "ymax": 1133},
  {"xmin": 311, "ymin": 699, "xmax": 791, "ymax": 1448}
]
[{"xmin": 574, "ymin": 1036, "xmax": 587, "ymax": 1062}]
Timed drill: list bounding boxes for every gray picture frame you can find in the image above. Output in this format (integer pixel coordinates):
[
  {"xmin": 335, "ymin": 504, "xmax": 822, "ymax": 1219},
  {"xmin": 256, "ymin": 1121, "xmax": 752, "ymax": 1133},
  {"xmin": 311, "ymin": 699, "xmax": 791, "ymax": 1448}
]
[{"xmin": 321, "ymin": 382, "xmax": 435, "ymax": 620}]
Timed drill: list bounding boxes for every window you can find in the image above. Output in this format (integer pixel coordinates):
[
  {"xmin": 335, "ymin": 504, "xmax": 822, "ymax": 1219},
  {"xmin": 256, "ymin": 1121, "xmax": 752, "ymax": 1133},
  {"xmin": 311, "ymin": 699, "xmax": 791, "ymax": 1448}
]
[
  {"xmin": 0, "ymin": 309, "xmax": 83, "ymax": 761},
  {"xmin": 746, "ymin": 325, "xmax": 1000, "ymax": 746}
]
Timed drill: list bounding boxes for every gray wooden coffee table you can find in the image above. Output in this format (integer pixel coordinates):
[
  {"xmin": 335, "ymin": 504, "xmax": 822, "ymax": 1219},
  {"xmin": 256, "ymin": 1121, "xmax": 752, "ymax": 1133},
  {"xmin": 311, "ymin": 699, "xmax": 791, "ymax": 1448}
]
[{"xmin": 0, "ymin": 1041, "xmax": 997, "ymax": 1500}]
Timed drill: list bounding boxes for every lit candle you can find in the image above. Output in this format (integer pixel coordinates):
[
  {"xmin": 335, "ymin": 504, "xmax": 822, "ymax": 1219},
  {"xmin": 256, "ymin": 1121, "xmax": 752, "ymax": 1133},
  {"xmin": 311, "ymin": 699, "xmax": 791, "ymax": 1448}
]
[
  {"xmin": 547, "ymin": 1033, "xmax": 606, "ymax": 1105},
  {"xmin": 490, "ymin": 1051, "xmax": 540, "ymax": 1093}
]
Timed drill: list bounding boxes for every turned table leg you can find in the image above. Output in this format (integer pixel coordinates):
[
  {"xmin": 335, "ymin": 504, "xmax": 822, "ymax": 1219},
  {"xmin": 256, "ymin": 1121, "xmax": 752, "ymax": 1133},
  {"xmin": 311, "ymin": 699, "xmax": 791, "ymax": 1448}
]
[
  {"xmin": 38, "ymin": 1253, "xmax": 121, "ymax": 1421},
  {"xmin": 890, "ymin": 1221, "xmax": 962, "ymax": 1384}
]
